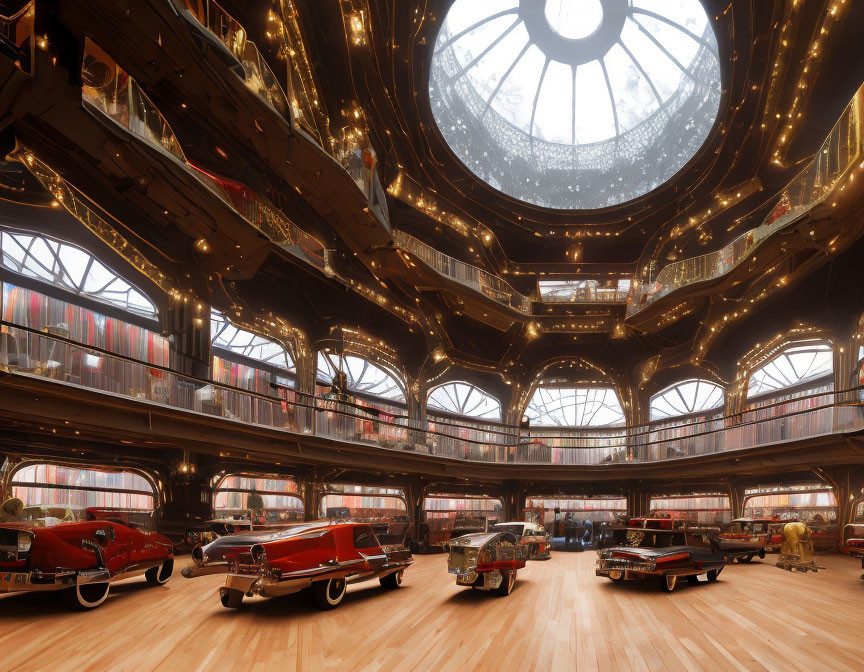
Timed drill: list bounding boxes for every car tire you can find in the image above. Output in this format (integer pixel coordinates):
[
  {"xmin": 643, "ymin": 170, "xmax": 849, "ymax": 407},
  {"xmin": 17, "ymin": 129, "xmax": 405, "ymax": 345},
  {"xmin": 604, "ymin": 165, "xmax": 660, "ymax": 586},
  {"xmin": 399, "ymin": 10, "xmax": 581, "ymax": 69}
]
[
  {"xmin": 379, "ymin": 570, "xmax": 403, "ymax": 589},
  {"xmin": 312, "ymin": 577, "xmax": 347, "ymax": 610},
  {"xmin": 758, "ymin": 549, "xmax": 766, "ymax": 559},
  {"xmin": 145, "ymin": 559, "xmax": 174, "ymax": 585},
  {"xmin": 707, "ymin": 569, "xmax": 720, "ymax": 582},
  {"xmin": 220, "ymin": 588, "xmax": 244, "ymax": 609},
  {"xmin": 660, "ymin": 574, "xmax": 677, "ymax": 592},
  {"xmin": 742, "ymin": 555, "xmax": 753, "ymax": 563},
  {"xmin": 496, "ymin": 569, "xmax": 516, "ymax": 597},
  {"xmin": 59, "ymin": 582, "xmax": 110, "ymax": 611},
  {"xmin": 608, "ymin": 570, "xmax": 625, "ymax": 584}
]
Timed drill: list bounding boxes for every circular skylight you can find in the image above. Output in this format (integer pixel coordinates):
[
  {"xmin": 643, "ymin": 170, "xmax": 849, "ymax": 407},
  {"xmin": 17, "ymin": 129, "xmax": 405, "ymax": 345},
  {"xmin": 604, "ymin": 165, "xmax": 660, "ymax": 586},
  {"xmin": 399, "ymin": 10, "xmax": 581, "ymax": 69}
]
[{"xmin": 429, "ymin": 0, "xmax": 722, "ymax": 210}]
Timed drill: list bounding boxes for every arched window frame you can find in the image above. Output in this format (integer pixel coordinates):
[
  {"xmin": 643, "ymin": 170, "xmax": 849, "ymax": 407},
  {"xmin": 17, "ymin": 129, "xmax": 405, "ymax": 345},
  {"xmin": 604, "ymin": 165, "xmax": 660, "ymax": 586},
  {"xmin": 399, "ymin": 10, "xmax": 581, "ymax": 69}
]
[
  {"xmin": 649, "ymin": 379, "xmax": 724, "ymax": 421},
  {"xmin": 523, "ymin": 385, "xmax": 625, "ymax": 427},
  {"xmin": 210, "ymin": 309, "xmax": 295, "ymax": 374},
  {"xmin": 746, "ymin": 342, "xmax": 834, "ymax": 399},
  {"xmin": 0, "ymin": 228, "xmax": 158, "ymax": 319},
  {"xmin": 316, "ymin": 351, "xmax": 405, "ymax": 402},
  {"xmin": 427, "ymin": 381, "xmax": 502, "ymax": 421}
]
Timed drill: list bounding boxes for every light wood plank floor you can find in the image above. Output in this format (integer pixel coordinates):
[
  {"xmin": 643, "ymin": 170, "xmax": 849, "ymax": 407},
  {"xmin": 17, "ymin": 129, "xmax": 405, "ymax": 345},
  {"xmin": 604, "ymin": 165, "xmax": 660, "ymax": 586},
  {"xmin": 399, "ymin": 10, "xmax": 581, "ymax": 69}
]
[{"xmin": 1, "ymin": 552, "xmax": 862, "ymax": 672}]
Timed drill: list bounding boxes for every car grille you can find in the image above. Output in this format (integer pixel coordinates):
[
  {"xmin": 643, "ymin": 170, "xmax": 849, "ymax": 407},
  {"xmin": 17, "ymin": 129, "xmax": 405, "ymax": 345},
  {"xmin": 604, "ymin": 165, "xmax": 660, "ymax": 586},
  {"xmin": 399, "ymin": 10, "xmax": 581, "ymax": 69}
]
[
  {"xmin": 597, "ymin": 557, "xmax": 655, "ymax": 572},
  {"xmin": 448, "ymin": 547, "xmax": 478, "ymax": 574}
]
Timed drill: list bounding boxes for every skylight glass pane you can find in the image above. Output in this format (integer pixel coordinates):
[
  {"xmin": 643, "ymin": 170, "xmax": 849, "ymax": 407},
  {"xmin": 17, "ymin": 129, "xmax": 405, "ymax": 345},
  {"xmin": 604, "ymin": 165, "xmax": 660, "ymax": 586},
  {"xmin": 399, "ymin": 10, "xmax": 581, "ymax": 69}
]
[
  {"xmin": 430, "ymin": 0, "xmax": 721, "ymax": 209},
  {"xmin": 0, "ymin": 230, "xmax": 158, "ymax": 319},
  {"xmin": 316, "ymin": 352, "xmax": 405, "ymax": 402},
  {"xmin": 524, "ymin": 387, "xmax": 624, "ymax": 427},
  {"xmin": 211, "ymin": 309, "xmax": 294, "ymax": 372},
  {"xmin": 650, "ymin": 379, "xmax": 724, "ymax": 420},
  {"xmin": 427, "ymin": 381, "xmax": 502, "ymax": 421},
  {"xmin": 747, "ymin": 344, "xmax": 833, "ymax": 398}
]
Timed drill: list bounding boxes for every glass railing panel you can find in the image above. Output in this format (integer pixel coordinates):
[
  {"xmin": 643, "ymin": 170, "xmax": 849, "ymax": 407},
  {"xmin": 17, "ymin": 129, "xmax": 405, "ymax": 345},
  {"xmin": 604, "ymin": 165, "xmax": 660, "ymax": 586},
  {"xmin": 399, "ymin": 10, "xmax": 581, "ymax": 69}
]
[
  {"xmin": 82, "ymin": 40, "xmax": 186, "ymax": 162},
  {"xmin": 333, "ymin": 127, "xmax": 377, "ymax": 200},
  {"xmin": 0, "ymin": 2, "xmax": 34, "ymax": 74},
  {"xmin": 3, "ymin": 324, "xmax": 864, "ymax": 465},
  {"xmin": 393, "ymin": 230, "xmax": 532, "ymax": 314},
  {"xmin": 80, "ymin": 40, "xmax": 329, "ymax": 275},
  {"xmin": 539, "ymin": 278, "xmax": 632, "ymax": 304},
  {"xmin": 630, "ymin": 82, "xmax": 864, "ymax": 314},
  {"xmin": 178, "ymin": 0, "xmax": 288, "ymax": 116}
]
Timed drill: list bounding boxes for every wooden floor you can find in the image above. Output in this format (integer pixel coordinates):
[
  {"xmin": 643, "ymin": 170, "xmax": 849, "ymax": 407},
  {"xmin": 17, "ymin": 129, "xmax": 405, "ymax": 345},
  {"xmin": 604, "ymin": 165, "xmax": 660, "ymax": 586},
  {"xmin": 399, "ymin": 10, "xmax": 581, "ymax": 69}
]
[{"xmin": 2, "ymin": 551, "xmax": 863, "ymax": 672}]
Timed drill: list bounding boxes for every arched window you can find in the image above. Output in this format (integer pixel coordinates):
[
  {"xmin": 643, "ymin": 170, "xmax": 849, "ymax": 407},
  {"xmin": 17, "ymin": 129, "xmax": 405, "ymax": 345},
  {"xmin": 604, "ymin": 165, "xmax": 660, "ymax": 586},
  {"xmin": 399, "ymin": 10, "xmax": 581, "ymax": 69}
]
[
  {"xmin": 213, "ymin": 474, "xmax": 304, "ymax": 525},
  {"xmin": 650, "ymin": 379, "xmax": 724, "ymax": 421},
  {"xmin": 211, "ymin": 309, "xmax": 294, "ymax": 372},
  {"xmin": 317, "ymin": 352, "xmax": 405, "ymax": 401},
  {"xmin": 524, "ymin": 387, "xmax": 625, "ymax": 427},
  {"xmin": 427, "ymin": 381, "xmax": 501, "ymax": 421},
  {"xmin": 747, "ymin": 343, "xmax": 833, "ymax": 398},
  {"xmin": 10, "ymin": 463, "xmax": 155, "ymax": 522},
  {"xmin": 1, "ymin": 229, "xmax": 158, "ymax": 318}
]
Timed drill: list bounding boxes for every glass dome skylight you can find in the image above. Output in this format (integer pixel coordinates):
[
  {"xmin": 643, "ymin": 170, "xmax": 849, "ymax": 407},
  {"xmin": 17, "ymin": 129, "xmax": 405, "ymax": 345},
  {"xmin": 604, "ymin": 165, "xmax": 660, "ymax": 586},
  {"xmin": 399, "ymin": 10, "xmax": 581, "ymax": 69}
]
[{"xmin": 429, "ymin": 0, "xmax": 722, "ymax": 210}]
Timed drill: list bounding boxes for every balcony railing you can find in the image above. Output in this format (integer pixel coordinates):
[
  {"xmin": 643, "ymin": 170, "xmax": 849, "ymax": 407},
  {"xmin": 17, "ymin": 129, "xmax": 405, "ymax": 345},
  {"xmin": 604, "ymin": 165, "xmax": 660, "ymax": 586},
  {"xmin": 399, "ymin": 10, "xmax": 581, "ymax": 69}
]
[
  {"xmin": 0, "ymin": 1, "xmax": 34, "ymax": 74},
  {"xmin": 629, "ymin": 81, "xmax": 864, "ymax": 314},
  {"xmin": 2, "ymin": 323, "xmax": 861, "ymax": 466},
  {"xmin": 539, "ymin": 279, "xmax": 633, "ymax": 304},
  {"xmin": 393, "ymin": 231, "xmax": 532, "ymax": 314}
]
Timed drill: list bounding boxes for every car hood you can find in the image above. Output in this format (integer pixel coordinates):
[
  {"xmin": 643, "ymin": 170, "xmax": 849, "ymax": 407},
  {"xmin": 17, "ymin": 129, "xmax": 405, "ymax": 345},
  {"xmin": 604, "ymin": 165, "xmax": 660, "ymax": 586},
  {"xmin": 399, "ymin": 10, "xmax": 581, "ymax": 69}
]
[{"xmin": 606, "ymin": 545, "xmax": 698, "ymax": 558}]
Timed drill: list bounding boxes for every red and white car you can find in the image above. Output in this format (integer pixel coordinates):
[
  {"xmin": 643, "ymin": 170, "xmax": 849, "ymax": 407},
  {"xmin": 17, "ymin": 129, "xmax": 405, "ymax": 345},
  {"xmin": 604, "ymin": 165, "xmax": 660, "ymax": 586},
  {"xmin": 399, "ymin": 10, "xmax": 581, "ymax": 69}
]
[
  {"xmin": 0, "ymin": 513, "xmax": 174, "ymax": 610},
  {"xmin": 183, "ymin": 521, "xmax": 413, "ymax": 609}
]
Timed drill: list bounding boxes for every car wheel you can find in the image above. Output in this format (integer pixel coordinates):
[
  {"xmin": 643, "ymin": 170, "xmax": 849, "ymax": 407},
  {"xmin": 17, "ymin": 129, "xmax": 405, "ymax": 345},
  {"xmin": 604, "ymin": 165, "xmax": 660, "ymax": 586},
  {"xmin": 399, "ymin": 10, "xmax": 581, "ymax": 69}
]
[
  {"xmin": 379, "ymin": 570, "xmax": 403, "ymax": 590},
  {"xmin": 145, "ymin": 559, "xmax": 174, "ymax": 585},
  {"xmin": 312, "ymin": 577, "xmax": 347, "ymax": 610},
  {"xmin": 496, "ymin": 569, "xmax": 516, "ymax": 596},
  {"xmin": 742, "ymin": 555, "xmax": 753, "ymax": 563},
  {"xmin": 59, "ymin": 582, "xmax": 110, "ymax": 611},
  {"xmin": 707, "ymin": 569, "xmax": 720, "ymax": 582},
  {"xmin": 661, "ymin": 574, "xmax": 677, "ymax": 592},
  {"xmin": 608, "ymin": 570, "xmax": 624, "ymax": 584},
  {"xmin": 758, "ymin": 549, "xmax": 766, "ymax": 559},
  {"xmin": 219, "ymin": 587, "xmax": 244, "ymax": 609}
]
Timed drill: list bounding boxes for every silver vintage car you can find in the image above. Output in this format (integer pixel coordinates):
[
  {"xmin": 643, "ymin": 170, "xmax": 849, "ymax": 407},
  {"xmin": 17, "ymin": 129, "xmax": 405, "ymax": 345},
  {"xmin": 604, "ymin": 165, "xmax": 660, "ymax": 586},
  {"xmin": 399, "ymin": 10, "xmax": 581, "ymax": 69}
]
[{"xmin": 447, "ymin": 531, "xmax": 530, "ymax": 596}]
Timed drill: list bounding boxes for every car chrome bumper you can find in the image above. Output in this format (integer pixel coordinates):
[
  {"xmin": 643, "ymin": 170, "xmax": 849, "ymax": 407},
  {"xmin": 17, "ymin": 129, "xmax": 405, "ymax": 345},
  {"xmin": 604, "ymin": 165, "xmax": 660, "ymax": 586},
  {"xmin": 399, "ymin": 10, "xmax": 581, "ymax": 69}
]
[{"xmin": 0, "ymin": 568, "xmax": 110, "ymax": 593}]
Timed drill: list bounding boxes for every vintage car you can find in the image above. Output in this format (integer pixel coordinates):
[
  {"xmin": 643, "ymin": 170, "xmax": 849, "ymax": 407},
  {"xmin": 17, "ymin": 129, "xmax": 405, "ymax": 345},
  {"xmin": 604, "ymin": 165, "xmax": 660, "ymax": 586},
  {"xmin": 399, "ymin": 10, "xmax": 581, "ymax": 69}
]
[
  {"xmin": 492, "ymin": 521, "xmax": 551, "ymax": 559},
  {"xmin": 713, "ymin": 518, "xmax": 771, "ymax": 562},
  {"xmin": 447, "ymin": 531, "xmax": 529, "ymax": 596},
  {"xmin": 596, "ymin": 526, "xmax": 725, "ymax": 592},
  {"xmin": 183, "ymin": 521, "xmax": 412, "ymax": 609},
  {"xmin": 0, "ymin": 513, "xmax": 174, "ymax": 610}
]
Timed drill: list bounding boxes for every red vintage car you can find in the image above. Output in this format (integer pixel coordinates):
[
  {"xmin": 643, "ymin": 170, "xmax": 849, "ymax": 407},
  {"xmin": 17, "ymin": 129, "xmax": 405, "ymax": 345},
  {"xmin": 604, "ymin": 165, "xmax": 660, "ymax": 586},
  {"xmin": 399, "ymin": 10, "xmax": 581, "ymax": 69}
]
[
  {"xmin": 183, "ymin": 521, "xmax": 413, "ymax": 609},
  {"xmin": 0, "ymin": 515, "xmax": 174, "ymax": 610}
]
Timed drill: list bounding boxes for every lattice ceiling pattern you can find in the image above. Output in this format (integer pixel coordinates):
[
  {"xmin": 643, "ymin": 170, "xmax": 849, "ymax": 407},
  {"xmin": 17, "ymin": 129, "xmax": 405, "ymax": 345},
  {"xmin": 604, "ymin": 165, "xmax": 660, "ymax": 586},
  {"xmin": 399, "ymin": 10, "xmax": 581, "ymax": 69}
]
[
  {"xmin": 427, "ymin": 381, "xmax": 502, "ymax": 420},
  {"xmin": 524, "ymin": 386, "xmax": 625, "ymax": 426},
  {"xmin": 211, "ymin": 309, "xmax": 295, "ymax": 373},
  {"xmin": 747, "ymin": 344, "xmax": 833, "ymax": 398},
  {"xmin": 1, "ymin": 229, "xmax": 157, "ymax": 319},
  {"xmin": 650, "ymin": 378, "xmax": 724, "ymax": 420},
  {"xmin": 430, "ymin": 0, "xmax": 721, "ymax": 209},
  {"xmin": 317, "ymin": 352, "xmax": 405, "ymax": 401}
]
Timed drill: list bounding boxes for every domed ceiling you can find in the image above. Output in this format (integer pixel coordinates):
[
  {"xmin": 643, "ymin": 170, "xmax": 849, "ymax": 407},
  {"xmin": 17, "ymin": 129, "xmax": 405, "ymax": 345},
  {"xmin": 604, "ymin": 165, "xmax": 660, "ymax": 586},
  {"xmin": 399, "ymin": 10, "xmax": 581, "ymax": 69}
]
[{"xmin": 429, "ymin": 0, "xmax": 722, "ymax": 210}]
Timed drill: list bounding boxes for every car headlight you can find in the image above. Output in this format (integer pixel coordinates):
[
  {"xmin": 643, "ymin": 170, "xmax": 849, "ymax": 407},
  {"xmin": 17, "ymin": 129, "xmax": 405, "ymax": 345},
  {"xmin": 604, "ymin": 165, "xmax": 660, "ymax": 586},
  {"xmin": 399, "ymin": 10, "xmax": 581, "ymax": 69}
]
[
  {"xmin": 250, "ymin": 544, "xmax": 268, "ymax": 565},
  {"xmin": 17, "ymin": 532, "xmax": 33, "ymax": 555}
]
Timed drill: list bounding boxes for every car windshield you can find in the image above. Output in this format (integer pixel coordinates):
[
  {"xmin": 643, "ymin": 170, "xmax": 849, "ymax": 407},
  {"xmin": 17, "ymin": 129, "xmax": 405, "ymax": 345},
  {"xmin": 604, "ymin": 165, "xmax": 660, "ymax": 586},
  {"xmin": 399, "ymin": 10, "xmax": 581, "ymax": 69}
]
[
  {"xmin": 616, "ymin": 529, "xmax": 687, "ymax": 548},
  {"xmin": 493, "ymin": 524, "xmax": 525, "ymax": 538}
]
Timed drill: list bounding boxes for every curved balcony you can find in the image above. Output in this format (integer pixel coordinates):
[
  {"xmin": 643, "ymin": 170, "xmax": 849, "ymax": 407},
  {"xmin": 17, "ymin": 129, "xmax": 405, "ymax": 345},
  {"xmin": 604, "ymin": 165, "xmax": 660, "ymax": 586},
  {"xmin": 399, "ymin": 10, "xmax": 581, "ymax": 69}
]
[
  {"xmin": 393, "ymin": 230, "xmax": 532, "ymax": 314},
  {"xmin": 1, "ymin": 323, "xmax": 860, "ymax": 466},
  {"xmin": 628, "ymin": 81, "xmax": 864, "ymax": 315}
]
